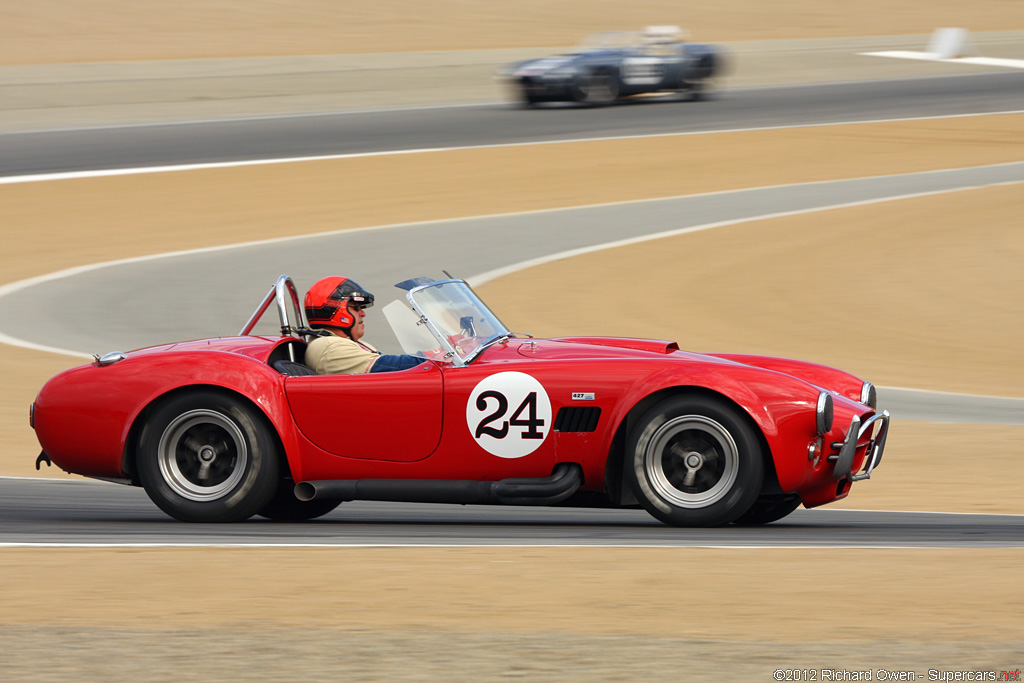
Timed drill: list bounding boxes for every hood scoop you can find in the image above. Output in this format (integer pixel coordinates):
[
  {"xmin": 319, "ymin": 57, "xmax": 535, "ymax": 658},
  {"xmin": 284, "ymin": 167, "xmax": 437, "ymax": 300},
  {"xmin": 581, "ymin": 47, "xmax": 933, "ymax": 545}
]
[{"xmin": 551, "ymin": 337, "xmax": 679, "ymax": 354}]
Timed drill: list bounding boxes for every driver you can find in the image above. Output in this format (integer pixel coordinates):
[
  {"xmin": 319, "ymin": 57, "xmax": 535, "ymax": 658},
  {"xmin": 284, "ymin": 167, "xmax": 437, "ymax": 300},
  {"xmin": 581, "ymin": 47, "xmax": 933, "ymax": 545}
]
[{"xmin": 303, "ymin": 276, "xmax": 427, "ymax": 374}]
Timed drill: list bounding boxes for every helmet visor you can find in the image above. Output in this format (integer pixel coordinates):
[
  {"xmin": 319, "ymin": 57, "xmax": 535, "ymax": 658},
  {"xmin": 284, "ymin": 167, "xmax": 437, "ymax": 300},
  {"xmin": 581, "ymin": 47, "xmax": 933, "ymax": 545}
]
[{"xmin": 334, "ymin": 280, "xmax": 375, "ymax": 310}]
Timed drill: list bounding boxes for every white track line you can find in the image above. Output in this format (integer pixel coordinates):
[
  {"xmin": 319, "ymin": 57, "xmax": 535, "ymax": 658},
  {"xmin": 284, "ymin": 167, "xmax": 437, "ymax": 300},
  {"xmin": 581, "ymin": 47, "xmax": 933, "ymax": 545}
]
[
  {"xmin": 1, "ymin": 110, "xmax": 1022, "ymax": 186},
  {"xmin": 1, "ymin": 543, "xmax": 1017, "ymax": 549},
  {"xmin": 862, "ymin": 51, "xmax": 1024, "ymax": 70}
]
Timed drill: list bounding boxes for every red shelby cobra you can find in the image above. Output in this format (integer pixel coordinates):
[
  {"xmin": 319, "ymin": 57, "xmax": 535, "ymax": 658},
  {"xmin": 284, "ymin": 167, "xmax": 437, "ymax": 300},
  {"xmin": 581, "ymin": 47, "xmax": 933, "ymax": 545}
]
[{"xmin": 31, "ymin": 275, "xmax": 889, "ymax": 526}]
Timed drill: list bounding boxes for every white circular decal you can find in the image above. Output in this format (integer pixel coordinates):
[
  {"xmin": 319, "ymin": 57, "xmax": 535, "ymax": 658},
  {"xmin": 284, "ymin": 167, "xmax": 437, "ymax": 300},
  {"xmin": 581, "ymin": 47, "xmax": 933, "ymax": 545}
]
[{"xmin": 466, "ymin": 371, "xmax": 552, "ymax": 459}]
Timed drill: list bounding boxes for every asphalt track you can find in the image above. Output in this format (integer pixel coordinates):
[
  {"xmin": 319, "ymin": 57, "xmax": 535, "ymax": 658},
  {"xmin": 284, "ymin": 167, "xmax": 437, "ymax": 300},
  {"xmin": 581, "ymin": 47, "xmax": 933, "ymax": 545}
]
[
  {"xmin": 3, "ymin": 73, "xmax": 1023, "ymax": 545},
  {"xmin": 2, "ymin": 478, "xmax": 1023, "ymax": 547},
  {"xmin": 2, "ymin": 72, "xmax": 1022, "ymax": 178}
]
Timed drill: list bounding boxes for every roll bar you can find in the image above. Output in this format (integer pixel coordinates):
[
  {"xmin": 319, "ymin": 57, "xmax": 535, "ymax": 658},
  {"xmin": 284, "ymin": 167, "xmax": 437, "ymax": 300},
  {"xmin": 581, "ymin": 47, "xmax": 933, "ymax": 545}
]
[{"xmin": 239, "ymin": 274, "xmax": 311, "ymax": 337}]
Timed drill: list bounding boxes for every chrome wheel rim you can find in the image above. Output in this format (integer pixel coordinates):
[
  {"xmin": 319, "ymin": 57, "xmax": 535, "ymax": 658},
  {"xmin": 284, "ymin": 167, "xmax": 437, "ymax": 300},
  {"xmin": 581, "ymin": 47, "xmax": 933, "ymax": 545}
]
[
  {"xmin": 644, "ymin": 415, "xmax": 738, "ymax": 508},
  {"xmin": 157, "ymin": 409, "xmax": 248, "ymax": 502}
]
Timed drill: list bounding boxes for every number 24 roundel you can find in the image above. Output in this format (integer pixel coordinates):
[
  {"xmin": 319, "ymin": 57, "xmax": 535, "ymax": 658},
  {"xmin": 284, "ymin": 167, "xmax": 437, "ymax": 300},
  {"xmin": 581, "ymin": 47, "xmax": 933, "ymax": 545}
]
[{"xmin": 466, "ymin": 371, "xmax": 552, "ymax": 458}]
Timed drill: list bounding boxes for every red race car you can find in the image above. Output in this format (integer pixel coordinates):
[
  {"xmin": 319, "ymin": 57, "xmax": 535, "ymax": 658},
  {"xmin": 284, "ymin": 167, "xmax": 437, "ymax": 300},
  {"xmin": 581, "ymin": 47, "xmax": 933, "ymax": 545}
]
[{"xmin": 31, "ymin": 275, "xmax": 889, "ymax": 526}]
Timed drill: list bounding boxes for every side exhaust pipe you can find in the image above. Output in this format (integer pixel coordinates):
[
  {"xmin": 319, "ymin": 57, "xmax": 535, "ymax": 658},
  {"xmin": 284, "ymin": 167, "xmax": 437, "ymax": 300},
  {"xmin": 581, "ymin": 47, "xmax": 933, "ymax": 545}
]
[{"xmin": 294, "ymin": 463, "xmax": 582, "ymax": 507}]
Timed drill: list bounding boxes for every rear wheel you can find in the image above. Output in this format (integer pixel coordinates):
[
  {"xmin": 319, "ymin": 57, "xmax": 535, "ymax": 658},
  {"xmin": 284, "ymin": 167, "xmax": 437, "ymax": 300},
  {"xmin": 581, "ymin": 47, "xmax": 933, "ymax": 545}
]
[
  {"xmin": 138, "ymin": 392, "xmax": 280, "ymax": 522},
  {"xmin": 626, "ymin": 395, "xmax": 764, "ymax": 527}
]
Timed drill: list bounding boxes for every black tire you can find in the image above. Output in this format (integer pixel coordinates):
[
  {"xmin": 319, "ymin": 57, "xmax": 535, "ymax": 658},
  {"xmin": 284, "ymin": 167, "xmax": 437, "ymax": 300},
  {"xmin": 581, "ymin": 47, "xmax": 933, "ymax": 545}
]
[
  {"xmin": 682, "ymin": 80, "xmax": 715, "ymax": 102},
  {"xmin": 732, "ymin": 493, "xmax": 802, "ymax": 526},
  {"xmin": 137, "ymin": 392, "xmax": 280, "ymax": 522},
  {"xmin": 517, "ymin": 83, "xmax": 541, "ymax": 109},
  {"xmin": 573, "ymin": 71, "xmax": 620, "ymax": 104},
  {"xmin": 626, "ymin": 395, "xmax": 764, "ymax": 527},
  {"xmin": 257, "ymin": 479, "xmax": 342, "ymax": 521}
]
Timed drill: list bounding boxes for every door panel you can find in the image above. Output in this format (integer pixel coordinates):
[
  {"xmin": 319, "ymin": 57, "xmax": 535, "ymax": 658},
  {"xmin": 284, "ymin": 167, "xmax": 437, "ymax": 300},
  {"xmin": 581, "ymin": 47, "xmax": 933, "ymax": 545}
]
[{"xmin": 284, "ymin": 362, "xmax": 443, "ymax": 462}]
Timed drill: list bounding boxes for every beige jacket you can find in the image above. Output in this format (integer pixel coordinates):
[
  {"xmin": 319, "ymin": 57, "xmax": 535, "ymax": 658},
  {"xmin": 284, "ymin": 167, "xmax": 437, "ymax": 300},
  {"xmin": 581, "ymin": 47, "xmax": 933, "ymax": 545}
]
[{"xmin": 305, "ymin": 331, "xmax": 380, "ymax": 375}]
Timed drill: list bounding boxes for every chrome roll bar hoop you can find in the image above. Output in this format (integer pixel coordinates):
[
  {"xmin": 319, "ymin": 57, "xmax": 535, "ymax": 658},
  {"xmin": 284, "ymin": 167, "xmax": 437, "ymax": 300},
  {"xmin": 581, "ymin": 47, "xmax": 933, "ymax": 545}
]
[{"xmin": 239, "ymin": 274, "xmax": 308, "ymax": 337}]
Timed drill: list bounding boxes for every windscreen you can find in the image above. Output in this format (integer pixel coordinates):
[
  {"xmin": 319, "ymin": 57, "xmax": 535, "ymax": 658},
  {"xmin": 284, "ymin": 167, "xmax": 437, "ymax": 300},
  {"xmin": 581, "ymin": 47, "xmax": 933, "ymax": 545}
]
[
  {"xmin": 413, "ymin": 281, "xmax": 508, "ymax": 345},
  {"xmin": 381, "ymin": 300, "xmax": 435, "ymax": 358}
]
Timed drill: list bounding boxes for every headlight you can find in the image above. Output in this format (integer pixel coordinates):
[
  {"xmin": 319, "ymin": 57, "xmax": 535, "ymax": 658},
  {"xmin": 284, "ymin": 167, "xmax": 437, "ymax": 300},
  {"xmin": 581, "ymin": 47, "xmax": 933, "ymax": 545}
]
[
  {"xmin": 860, "ymin": 382, "xmax": 877, "ymax": 409},
  {"xmin": 816, "ymin": 391, "xmax": 834, "ymax": 436}
]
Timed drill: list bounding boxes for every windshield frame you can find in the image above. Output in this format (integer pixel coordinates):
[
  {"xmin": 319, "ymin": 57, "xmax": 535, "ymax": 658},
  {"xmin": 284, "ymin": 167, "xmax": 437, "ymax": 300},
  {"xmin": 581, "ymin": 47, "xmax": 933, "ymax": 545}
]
[{"xmin": 403, "ymin": 278, "xmax": 513, "ymax": 367}]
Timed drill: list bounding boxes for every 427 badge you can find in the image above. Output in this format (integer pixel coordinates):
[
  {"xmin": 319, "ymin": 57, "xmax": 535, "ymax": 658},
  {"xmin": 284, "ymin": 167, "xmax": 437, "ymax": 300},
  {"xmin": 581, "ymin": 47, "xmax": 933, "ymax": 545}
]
[{"xmin": 466, "ymin": 372, "xmax": 552, "ymax": 458}]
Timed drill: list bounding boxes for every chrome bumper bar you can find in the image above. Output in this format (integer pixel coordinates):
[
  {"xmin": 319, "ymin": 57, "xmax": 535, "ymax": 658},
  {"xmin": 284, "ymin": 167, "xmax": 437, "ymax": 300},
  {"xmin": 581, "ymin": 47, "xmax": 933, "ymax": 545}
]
[{"xmin": 832, "ymin": 410, "xmax": 890, "ymax": 482}]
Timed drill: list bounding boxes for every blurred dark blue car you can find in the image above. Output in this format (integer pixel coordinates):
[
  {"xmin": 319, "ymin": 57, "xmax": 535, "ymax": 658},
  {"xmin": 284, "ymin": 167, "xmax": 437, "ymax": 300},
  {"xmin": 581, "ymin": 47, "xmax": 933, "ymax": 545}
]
[{"xmin": 497, "ymin": 27, "xmax": 724, "ymax": 106}]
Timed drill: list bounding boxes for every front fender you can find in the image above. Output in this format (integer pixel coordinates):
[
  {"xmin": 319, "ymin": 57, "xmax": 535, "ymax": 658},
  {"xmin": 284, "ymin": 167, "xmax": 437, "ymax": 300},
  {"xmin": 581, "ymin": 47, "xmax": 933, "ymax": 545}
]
[
  {"xmin": 708, "ymin": 354, "xmax": 868, "ymax": 404},
  {"xmin": 604, "ymin": 358, "xmax": 823, "ymax": 492}
]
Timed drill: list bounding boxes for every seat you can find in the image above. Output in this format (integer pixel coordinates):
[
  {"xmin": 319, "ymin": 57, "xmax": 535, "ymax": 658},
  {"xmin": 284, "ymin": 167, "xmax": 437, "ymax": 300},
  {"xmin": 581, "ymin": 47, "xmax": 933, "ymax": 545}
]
[{"xmin": 273, "ymin": 359, "xmax": 319, "ymax": 376}]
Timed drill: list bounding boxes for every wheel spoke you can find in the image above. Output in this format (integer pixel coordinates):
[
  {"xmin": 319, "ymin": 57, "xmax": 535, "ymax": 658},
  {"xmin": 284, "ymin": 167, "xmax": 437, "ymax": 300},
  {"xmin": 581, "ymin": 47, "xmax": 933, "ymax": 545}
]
[{"xmin": 182, "ymin": 435, "xmax": 204, "ymax": 454}]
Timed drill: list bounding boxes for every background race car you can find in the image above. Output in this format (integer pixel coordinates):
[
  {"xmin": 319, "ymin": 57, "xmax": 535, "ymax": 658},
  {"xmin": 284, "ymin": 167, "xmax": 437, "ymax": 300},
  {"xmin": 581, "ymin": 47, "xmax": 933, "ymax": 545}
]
[{"xmin": 497, "ymin": 26, "xmax": 724, "ymax": 106}]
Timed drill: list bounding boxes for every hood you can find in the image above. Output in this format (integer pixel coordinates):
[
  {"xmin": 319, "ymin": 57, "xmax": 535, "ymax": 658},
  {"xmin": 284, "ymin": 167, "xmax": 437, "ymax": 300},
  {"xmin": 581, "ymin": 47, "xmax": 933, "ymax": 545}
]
[
  {"xmin": 511, "ymin": 337, "xmax": 870, "ymax": 406},
  {"xmin": 507, "ymin": 55, "xmax": 578, "ymax": 77},
  {"xmin": 504, "ymin": 50, "xmax": 623, "ymax": 77},
  {"xmin": 515, "ymin": 337, "xmax": 731, "ymax": 366}
]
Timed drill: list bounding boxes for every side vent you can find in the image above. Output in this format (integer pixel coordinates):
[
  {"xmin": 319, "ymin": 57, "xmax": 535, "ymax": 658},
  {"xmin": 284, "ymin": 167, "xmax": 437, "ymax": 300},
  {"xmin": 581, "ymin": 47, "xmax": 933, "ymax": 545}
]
[{"xmin": 554, "ymin": 407, "xmax": 602, "ymax": 433}]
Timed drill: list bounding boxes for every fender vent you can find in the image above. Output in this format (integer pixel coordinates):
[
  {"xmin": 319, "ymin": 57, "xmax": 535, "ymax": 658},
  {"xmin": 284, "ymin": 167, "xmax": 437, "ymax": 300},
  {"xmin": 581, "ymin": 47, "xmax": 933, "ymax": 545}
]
[{"xmin": 554, "ymin": 407, "xmax": 601, "ymax": 433}]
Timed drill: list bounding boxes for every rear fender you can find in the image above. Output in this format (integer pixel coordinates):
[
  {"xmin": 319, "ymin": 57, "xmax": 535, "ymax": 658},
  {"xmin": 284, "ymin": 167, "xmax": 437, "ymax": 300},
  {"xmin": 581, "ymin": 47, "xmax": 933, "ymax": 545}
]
[
  {"xmin": 121, "ymin": 356, "xmax": 306, "ymax": 481},
  {"xmin": 35, "ymin": 350, "xmax": 300, "ymax": 481},
  {"xmin": 121, "ymin": 381, "xmax": 304, "ymax": 485}
]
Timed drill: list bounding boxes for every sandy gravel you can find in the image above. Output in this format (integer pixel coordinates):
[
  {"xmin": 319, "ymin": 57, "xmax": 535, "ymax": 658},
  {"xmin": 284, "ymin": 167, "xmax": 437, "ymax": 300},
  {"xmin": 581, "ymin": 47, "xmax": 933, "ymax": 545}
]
[
  {"xmin": 0, "ymin": 548, "xmax": 1022, "ymax": 680},
  {"xmin": 3, "ymin": 547, "xmax": 1023, "ymax": 639},
  {"xmin": 3, "ymin": 0, "xmax": 1023, "ymax": 64}
]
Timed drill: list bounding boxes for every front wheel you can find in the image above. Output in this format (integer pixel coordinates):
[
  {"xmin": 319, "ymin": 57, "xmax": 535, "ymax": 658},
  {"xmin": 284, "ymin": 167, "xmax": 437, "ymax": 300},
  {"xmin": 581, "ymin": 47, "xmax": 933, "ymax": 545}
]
[
  {"xmin": 732, "ymin": 493, "xmax": 802, "ymax": 526},
  {"xmin": 626, "ymin": 395, "xmax": 764, "ymax": 527},
  {"xmin": 573, "ymin": 71, "xmax": 620, "ymax": 104},
  {"xmin": 137, "ymin": 392, "xmax": 280, "ymax": 522}
]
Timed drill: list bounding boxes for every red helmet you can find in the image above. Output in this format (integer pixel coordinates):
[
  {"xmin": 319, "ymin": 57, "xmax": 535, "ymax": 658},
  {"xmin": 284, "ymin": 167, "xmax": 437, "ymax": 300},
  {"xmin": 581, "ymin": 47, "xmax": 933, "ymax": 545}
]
[{"xmin": 304, "ymin": 276, "xmax": 375, "ymax": 331}]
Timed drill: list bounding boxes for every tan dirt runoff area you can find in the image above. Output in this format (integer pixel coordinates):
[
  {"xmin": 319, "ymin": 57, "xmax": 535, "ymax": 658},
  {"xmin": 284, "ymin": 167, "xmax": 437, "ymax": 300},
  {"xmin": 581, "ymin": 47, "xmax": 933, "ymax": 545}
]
[
  {"xmin": 2, "ymin": 0, "xmax": 1022, "ymax": 65},
  {"xmin": 0, "ymin": 548, "xmax": 1022, "ymax": 679}
]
